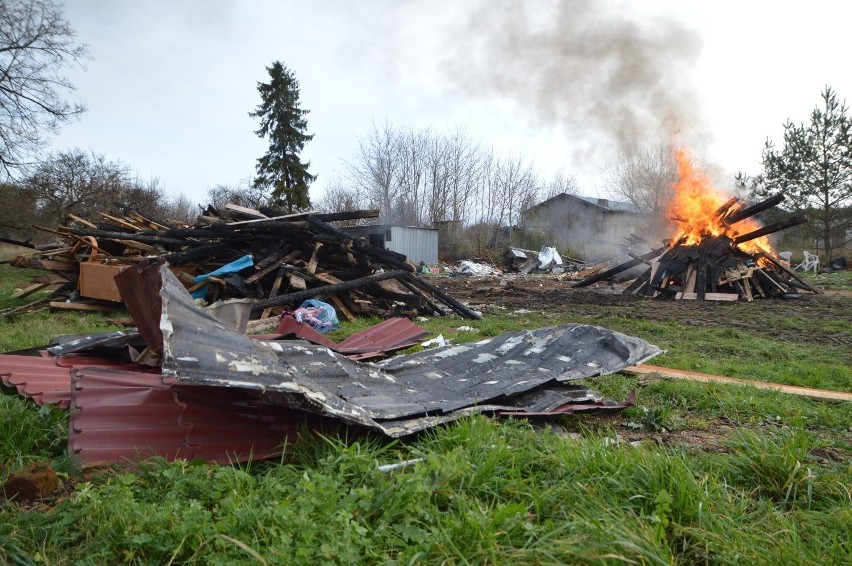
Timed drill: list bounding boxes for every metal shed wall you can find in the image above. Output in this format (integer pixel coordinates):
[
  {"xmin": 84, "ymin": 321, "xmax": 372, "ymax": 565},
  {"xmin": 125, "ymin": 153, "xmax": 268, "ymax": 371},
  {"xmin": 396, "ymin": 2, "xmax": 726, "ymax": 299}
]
[{"xmin": 345, "ymin": 225, "xmax": 438, "ymax": 264}]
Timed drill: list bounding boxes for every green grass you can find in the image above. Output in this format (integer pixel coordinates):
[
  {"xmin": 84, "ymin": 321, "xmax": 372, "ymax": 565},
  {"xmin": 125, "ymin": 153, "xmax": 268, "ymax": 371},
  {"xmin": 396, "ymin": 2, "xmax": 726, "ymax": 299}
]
[
  {"xmin": 2, "ymin": 419, "xmax": 849, "ymax": 564},
  {"xmin": 810, "ymin": 269, "xmax": 852, "ymax": 292},
  {"xmin": 1, "ymin": 263, "xmax": 851, "ymax": 564}
]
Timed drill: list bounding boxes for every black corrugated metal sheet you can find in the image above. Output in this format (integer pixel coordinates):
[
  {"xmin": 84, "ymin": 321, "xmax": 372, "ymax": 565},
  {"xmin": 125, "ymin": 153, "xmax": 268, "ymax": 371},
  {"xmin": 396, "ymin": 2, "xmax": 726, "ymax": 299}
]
[{"xmin": 157, "ymin": 266, "xmax": 661, "ymax": 436}]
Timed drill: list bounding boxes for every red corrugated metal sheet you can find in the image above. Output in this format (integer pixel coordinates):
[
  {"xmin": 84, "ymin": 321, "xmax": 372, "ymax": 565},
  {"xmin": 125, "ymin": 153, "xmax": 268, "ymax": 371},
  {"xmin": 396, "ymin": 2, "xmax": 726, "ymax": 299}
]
[
  {"xmin": 268, "ymin": 315, "xmax": 429, "ymax": 360},
  {"xmin": 337, "ymin": 316, "xmax": 430, "ymax": 355},
  {"xmin": 69, "ymin": 366, "xmax": 322, "ymax": 466},
  {"xmin": 0, "ymin": 353, "xmax": 142, "ymax": 408}
]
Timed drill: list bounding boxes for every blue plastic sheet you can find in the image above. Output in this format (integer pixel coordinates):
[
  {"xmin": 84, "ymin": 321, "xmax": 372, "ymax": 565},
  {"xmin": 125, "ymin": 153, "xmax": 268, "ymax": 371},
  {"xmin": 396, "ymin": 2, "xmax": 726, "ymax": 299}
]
[{"xmin": 191, "ymin": 255, "xmax": 254, "ymax": 299}]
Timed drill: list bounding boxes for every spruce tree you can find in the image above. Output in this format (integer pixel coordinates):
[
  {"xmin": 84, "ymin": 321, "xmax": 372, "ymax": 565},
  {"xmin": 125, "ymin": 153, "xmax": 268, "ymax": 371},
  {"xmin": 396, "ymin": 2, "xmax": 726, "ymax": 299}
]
[
  {"xmin": 760, "ymin": 86, "xmax": 852, "ymax": 261},
  {"xmin": 250, "ymin": 61, "xmax": 315, "ymax": 211}
]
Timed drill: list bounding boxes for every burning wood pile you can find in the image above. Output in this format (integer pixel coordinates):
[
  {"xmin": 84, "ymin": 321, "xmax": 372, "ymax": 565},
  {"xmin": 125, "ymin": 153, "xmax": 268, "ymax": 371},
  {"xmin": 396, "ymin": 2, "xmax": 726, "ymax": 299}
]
[
  {"xmin": 575, "ymin": 150, "xmax": 818, "ymax": 301},
  {"xmin": 5, "ymin": 204, "xmax": 480, "ymax": 320}
]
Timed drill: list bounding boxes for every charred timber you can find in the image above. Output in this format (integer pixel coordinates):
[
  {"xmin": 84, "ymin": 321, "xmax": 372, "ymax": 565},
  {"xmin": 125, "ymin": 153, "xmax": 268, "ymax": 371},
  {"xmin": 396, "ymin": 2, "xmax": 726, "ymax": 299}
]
[
  {"xmin": 67, "ymin": 227, "xmax": 207, "ymax": 248},
  {"xmin": 724, "ymin": 193, "xmax": 785, "ymax": 224},
  {"xmin": 250, "ymin": 269, "xmax": 410, "ymax": 314},
  {"xmin": 714, "ymin": 197, "xmax": 740, "ymax": 219},
  {"xmin": 161, "ymin": 242, "xmax": 232, "ymax": 265},
  {"xmin": 731, "ymin": 214, "xmax": 808, "ymax": 245},
  {"xmin": 306, "ymin": 216, "xmax": 415, "ymax": 273},
  {"xmin": 313, "ymin": 209, "xmax": 380, "ymax": 222},
  {"xmin": 402, "ymin": 274, "xmax": 481, "ymax": 319},
  {"xmin": 574, "ymin": 246, "xmax": 667, "ymax": 288}
]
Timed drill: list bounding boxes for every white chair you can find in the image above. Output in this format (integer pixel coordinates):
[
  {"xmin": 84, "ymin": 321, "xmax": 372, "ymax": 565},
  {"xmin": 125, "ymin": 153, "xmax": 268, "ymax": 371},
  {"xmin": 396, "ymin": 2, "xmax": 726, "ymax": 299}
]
[
  {"xmin": 778, "ymin": 251, "xmax": 793, "ymax": 266},
  {"xmin": 795, "ymin": 251, "xmax": 820, "ymax": 274}
]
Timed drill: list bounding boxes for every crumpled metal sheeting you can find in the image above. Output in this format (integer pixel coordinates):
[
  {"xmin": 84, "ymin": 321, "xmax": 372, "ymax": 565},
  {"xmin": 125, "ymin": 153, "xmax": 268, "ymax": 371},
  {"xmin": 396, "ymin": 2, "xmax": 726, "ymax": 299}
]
[
  {"xmin": 47, "ymin": 329, "xmax": 144, "ymax": 358},
  {"xmin": 375, "ymin": 324, "xmax": 659, "ymax": 415},
  {"xmin": 158, "ymin": 265, "xmax": 661, "ymax": 436}
]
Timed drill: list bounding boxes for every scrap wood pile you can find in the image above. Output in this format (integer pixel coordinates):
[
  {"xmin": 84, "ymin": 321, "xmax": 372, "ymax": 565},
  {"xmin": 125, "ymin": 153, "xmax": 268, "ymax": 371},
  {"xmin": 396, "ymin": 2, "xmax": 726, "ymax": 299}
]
[
  {"xmin": 4, "ymin": 203, "xmax": 479, "ymax": 320},
  {"xmin": 574, "ymin": 193, "xmax": 819, "ymax": 301}
]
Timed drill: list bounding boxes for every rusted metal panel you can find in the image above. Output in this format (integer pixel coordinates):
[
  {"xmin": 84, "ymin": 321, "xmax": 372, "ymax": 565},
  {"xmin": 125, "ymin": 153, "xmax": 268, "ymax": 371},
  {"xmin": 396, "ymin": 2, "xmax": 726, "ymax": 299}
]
[
  {"xmin": 114, "ymin": 260, "xmax": 166, "ymax": 356},
  {"xmin": 336, "ymin": 317, "xmax": 429, "ymax": 354}
]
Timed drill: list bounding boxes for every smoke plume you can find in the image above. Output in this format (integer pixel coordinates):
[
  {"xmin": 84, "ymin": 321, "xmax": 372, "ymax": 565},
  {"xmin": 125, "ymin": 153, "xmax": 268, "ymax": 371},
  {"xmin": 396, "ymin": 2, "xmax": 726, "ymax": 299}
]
[{"xmin": 443, "ymin": 0, "xmax": 704, "ymax": 162}]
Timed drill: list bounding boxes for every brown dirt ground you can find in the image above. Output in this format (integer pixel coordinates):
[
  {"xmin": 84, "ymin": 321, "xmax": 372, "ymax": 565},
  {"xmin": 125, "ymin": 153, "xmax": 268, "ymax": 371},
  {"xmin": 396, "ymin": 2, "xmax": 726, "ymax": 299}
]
[{"xmin": 436, "ymin": 274, "xmax": 852, "ymax": 347}]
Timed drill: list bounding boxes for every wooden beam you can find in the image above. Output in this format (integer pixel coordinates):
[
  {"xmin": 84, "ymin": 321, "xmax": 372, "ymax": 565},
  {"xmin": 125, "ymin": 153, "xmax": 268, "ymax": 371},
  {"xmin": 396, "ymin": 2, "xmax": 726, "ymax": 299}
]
[
  {"xmin": 11, "ymin": 283, "xmax": 50, "ymax": 298},
  {"xmin": 673, "ymin": 292, "xmax": 739, "ymax": 301},
  {"xmin": 621, "ymin": 364, "xmax": 852, "ymax": 402},
  {"xmin": 49, "ymin": 301, "xmax": 125, "ymax": 312},
  {"xmin": 724, "ymin": 193, "xmax": 785, "ymax": 224},
  {"xmin": 250, "ymin": 269, "xmax": 410, "ymax": 314}
]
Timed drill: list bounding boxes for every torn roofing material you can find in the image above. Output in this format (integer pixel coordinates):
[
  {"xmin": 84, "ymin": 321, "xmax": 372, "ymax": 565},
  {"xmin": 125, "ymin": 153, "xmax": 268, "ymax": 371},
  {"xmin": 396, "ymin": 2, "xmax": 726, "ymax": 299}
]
[{"xmin": 157, "ymin": 264, "xmax": 661, "ymax": 436}]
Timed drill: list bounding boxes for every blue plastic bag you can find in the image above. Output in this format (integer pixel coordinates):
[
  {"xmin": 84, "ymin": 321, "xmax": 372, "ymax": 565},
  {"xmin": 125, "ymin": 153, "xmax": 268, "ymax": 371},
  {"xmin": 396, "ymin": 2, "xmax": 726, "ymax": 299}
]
[{"xmin": 293, "ymin": 299, "xmax": 339, "ymax": 333}]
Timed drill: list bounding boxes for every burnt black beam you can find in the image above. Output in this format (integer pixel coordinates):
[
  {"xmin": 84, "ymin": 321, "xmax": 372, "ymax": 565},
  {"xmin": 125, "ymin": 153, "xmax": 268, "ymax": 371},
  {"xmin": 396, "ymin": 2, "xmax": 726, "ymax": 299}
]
[
  {"xmin": 573, "ymin": 246, "xmax": 667, "ymax": 288},
  {"xmin": 714, "ymin": 197, "xmax": 741, "ymax": 219},
  {"xmin": 731, "ymin": 214, "xmax": 808, "ymax": 245},
  {"xmin": 250, "ymin": 269, "xmax": 410, "ymax": 314},
  {"xmin": 403, "ymin": 274, "xmax": 481, "ymax": 319},
  {"xmin": 725, "ymin": 193, "xmax": 785, "ymax": 224},
  {"xmin": 306, "ymin": 216, "xmax": 415, "ymax": 273},
  {"xmin": 67, "ymin": 227, "xmax": 205, "ymax": 248},
  {"xmin": 161, "ymin": 241, "xmax": 232, "ymax": 265}
]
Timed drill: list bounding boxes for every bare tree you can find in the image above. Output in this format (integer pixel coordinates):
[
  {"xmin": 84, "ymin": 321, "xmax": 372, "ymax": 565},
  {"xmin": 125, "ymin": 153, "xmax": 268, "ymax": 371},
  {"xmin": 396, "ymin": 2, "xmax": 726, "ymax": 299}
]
[
  {"xmin": 605, "ymin": 144, "xmax": 677, "ymax": 236},
  {"xmin": 470, "ymin": 150, "xmax": 540, "ymax": 250},
  {"xmin": 542, "ymin": 172, "xmax": 579, "ymax": 200},
  {"xmin": 396, "ymin": 126, "xmax": 428, "ymax": 225},
  {"xmin": 314, "ymin": 175, "xmax": 368, "ymax": 225},
  {"xmin": 347, "ymin": 119, "xmax": 403, "ymax": 223},
  {"xmin": 0, "ymin": 180, "xmax": 37, "ymax": 239},
  {"xmin": 206, "ymin": 179, "xmax": 272, "ymax": 210},
  {"xmin": 25, "ymin": 149, "xmax": 128, "ymax": 224},
  {"xmin": 0, "ymin": 0, "xmax": 89, "ymax": 177},
  {"xmin": 160, "ymin": 191, "xmax": 197, "ymax": 224}
]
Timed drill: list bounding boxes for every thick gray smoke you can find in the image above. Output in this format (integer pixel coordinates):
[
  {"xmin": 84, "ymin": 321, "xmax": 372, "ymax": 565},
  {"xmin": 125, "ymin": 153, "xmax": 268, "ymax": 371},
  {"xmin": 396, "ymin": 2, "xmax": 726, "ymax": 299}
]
[{"xmin": 444, "ymin": 0, "xmax": 704, "ymax": 161}]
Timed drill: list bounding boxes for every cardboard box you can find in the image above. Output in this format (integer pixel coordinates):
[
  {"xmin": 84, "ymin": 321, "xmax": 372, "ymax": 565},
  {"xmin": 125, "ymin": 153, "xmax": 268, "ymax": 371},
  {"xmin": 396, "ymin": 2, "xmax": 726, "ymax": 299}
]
[{"xmin": 79, "ymin": 262, "xmax": 129, "ymax": 302}]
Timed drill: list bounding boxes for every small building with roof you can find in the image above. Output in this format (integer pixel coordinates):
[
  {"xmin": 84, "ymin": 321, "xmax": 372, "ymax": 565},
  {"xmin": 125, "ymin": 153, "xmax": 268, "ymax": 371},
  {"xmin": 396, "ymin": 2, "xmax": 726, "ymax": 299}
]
[{"xmin": 523, "ymin": 193, "xmax": 649, "ymax": 260}]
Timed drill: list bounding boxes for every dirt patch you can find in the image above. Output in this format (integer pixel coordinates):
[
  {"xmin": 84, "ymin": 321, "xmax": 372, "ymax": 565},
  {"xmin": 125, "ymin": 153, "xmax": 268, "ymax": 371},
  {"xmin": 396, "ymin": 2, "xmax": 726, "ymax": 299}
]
[{"xmin": 436, "ymin": 275, "xmax": 852, "ymax": 347}]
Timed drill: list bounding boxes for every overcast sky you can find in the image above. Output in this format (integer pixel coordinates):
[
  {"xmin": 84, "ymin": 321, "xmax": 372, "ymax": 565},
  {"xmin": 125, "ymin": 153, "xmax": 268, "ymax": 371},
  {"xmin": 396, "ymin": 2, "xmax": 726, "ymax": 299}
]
[{"xmin": 50, "ymin": 0, "xmax": 852, "ymax": 204}]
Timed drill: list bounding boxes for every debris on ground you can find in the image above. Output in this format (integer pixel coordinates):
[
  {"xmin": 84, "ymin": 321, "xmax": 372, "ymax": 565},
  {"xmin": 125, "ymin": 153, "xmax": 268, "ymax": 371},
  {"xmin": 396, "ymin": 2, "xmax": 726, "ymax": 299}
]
[
  {"xmin": 504, "ymin": 246, "xmax": 588, "ymax": 275},
  {"xmin": 455, "ymin": 260, "xmax": 502, "ymax": 276},
  {"xmin": 0, "ymin": 261, "xmax": 661, "ymax": 466},
  {"xmin": 2, "ymin": 462, "xmax": 60, "ymax": 500}
]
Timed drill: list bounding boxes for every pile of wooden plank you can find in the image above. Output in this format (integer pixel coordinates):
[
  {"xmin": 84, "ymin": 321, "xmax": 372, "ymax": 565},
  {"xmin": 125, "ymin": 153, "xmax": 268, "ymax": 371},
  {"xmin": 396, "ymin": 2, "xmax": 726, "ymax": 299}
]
[
  {"xmin": 4, "ymin": 204, "xmax": 480, "ymax": 320},
  {"xmin": 574, "ymin": 194, "xmax": 819, "ymax": 300}
]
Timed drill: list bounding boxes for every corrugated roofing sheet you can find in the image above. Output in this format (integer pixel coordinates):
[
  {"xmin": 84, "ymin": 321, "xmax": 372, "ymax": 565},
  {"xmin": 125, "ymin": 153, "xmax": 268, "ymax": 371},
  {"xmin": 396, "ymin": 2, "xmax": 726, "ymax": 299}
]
[
  {"xmin": 69, "ymin": 366, "xmax": 322, "ymax": 466},
  {"xmin": 0, "ymin": 353, "xmax": 145, "ymax": 408}
]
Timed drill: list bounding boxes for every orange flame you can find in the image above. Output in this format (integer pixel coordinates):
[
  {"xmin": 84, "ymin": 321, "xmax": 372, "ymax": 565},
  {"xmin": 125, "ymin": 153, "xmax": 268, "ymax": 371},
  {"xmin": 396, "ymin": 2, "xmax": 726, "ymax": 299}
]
[{"xmin": 667, "ymin": 148, "xmax": 773, "ymax": 255}]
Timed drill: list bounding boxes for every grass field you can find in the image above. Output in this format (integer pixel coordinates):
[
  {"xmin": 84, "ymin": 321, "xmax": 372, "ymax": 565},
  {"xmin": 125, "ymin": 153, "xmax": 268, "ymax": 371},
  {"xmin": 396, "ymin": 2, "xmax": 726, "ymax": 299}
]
[{"xmin": 1, "ymin": 263, "xmax": 850, "ymax": 565}]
